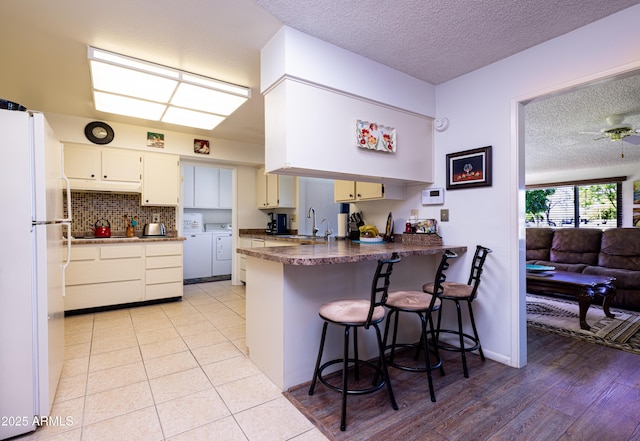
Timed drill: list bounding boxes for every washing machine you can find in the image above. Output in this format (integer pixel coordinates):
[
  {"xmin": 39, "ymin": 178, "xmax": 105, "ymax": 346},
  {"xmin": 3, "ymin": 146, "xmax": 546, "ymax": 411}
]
[{"xmin": 205, "ymin": 223, "xmax": 233, "ymax": 276}]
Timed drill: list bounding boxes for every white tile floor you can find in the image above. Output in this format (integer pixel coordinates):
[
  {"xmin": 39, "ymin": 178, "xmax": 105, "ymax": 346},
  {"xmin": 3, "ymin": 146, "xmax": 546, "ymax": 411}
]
[{"xmin": 17, "ymin": 281, "xmax": 329, "ymax": 441}]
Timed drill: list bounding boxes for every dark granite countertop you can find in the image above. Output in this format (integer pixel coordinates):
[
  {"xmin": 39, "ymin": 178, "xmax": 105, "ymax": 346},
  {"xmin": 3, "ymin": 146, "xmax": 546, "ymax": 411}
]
[{"xmin": 236, "ymin": 240, "xmax": 466, "ymax": 266}]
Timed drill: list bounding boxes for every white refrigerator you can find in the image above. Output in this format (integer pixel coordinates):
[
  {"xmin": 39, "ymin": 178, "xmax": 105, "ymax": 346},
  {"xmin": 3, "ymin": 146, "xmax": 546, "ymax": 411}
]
[{"xmin": 0, "ymin": 109, "xmax": 71, "ymax": 439}]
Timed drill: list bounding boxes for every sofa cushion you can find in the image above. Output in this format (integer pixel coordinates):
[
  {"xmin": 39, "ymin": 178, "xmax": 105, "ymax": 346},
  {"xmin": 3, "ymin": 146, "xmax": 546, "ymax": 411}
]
[
  {"xmin": 550, "ymin": 228, "xmax": 601, "ymax": 265},
  {"xmin": 526, "ymin": 228, "xmax": 554, "ymax": 261},
  {"xmin": 598, "ymin": 228, "xmax": 640, "ymax": 271}
]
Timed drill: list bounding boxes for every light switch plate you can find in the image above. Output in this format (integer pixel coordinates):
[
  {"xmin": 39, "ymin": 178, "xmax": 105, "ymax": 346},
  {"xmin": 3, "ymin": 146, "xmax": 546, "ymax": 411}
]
[{"xmin": 440, "ymin": 209, "xmax": 449, "ymax": 222}]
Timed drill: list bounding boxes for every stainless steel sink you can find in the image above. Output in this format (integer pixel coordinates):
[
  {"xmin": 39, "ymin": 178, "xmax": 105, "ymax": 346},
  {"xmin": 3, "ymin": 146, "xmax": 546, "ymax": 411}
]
[{"xmin": 278, "ymin": 235, "xmax": 327, "ymax": 240}]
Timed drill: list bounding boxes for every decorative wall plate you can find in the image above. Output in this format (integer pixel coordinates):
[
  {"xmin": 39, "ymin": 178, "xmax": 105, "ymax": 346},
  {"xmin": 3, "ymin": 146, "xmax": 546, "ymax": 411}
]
[
  {"xmin": 84, "ymin": 121, "xmax": 114, "ymax": 145},
  {"xmin": 356, "ymin": 120, "xmax": 396, "ymax": 153}
]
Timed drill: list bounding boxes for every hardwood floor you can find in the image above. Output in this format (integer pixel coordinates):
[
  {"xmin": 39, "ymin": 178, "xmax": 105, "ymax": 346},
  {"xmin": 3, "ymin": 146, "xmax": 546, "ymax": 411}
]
[{"xmin": 285, "ymin": 327, "xmax": 640, "ymax": 441}]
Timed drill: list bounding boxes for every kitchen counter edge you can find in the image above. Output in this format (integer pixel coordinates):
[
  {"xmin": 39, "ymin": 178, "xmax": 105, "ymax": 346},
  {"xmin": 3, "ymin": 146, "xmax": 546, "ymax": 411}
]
[
  {"xmin": 237, "ymin": 241, "xmax": 467, "ymax": 266},
  {"xmin": 67, "ymin": 236, "xmax": 186, "ymax": 245}
]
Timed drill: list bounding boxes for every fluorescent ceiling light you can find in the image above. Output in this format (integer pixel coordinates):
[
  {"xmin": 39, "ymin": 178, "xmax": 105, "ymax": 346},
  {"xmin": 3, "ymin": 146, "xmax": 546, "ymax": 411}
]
[
  {"xmin": 162, "ymin": 107, "xmax": 225, "ymax": 130},
  {"xmin": 93, "ymin": 92, "xmax": 166, "ymax": 120},
  {"xmin": 87, "ymin": 46, "xmax": 251, "ymax": 131}
]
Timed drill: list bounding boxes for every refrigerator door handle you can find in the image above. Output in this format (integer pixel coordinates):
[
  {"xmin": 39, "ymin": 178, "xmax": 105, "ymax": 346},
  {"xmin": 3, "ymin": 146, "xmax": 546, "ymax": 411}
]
[
  {"xmin": 60, "ymin": 144, "xmax": 72, "ymax": 223},
  {"xmin": 62, "ymin": 222, "xmax": 71, "ymax": 297}
]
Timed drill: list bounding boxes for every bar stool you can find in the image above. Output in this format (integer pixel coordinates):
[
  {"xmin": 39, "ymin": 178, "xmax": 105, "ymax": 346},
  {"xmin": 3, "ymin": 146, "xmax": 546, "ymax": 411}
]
[
  {"xmin": 382, "ymin": 250, "xmax": 457, "ymax": 402},
  {"xmin": 423, "ymin": 245, "xmax": 492, "ymax": 378},
  {"xmin": 308, "ymin": 253, "xmax": 401, "ymax": 431}
]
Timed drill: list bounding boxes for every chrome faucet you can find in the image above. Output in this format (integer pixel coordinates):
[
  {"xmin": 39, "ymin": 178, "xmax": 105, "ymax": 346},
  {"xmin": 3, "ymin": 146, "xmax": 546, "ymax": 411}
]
[
  {"xmin": 307, "ymin": 207, "xmax": 319, "ymax": 237},
  {"xmin": 321, "ymin": 219, "xmax": 332, "ymax": 238}
]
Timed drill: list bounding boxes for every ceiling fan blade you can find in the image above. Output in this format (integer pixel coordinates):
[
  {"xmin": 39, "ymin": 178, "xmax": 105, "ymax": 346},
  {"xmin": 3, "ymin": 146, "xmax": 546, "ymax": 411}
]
[{"xmin": 625, "ymin": 135, "xmax": 640, "ymax": 145}]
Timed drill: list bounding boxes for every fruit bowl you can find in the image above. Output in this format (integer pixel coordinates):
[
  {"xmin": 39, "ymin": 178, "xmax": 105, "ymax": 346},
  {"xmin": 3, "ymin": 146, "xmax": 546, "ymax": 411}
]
[{"xmin": 359, "ymin": 236, "xmax": 384, "ymax": 243}]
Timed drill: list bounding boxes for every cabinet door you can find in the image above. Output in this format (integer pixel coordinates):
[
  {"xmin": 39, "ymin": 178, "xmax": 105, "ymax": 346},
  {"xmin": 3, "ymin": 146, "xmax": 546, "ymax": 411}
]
[
  {"xmin": 64, "ymin": 145, "xmax": 100, "ymax": 180},
  {"xmin": 256, "ymin": 168, "xmax": 268, "ymax": 209},
  {"xmin": 142, "ymin": 153, "xmax": 179, "ymax": 206},
  {"xmin": 334, "ymin": 180, "xmax": 356, "ymax": 202},
  {"xmin": 101, "ymin": 149, "xmax": 141, "ymax": 182},
  {"xmin": 219, "ymin": 168, "xmax": 233, "ymax": 208},
  {"xmin": 183, "ymin": 166, "xmax": 195, "ymax": 208},
  {"xmin": 356, "ymin": 182, "xmax": 383, "ymax": 200},
  {"xmin": 194, "ymin": 167, "xmax": 220, "ymax": 208},
  {"xmin": 266, "ymin": 173, "xmax": 279, "ymax": 208}
]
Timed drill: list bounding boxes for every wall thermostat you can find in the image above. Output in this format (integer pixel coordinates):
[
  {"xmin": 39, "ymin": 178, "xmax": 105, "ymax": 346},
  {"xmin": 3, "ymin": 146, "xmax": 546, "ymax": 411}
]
[{"xmin": 421, "ymin": 187, "xmax": 444, "ymax": 205}]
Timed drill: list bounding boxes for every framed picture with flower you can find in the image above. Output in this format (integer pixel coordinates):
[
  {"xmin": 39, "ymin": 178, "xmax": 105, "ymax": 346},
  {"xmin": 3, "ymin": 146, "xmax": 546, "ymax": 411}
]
[
  {"xmin": 446, "ymin": 146, "xmax": 492, "ymax": 190},
  {"xmin": 356, "ymin": 120, "xmax": 396, "ymax": 153}
]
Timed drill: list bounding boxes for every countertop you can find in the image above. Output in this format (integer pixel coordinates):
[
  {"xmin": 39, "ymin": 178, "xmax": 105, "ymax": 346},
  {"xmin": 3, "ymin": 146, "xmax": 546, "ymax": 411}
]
[
  {"xmin": 239, "ymin": 232, "xmax": 329, "ymax": 244},
  {"xmin": 68, "ymin": 236, "xmax": 186, "ymax": 245},
  {"xmin": 236, "ymin": 239, "xmax": 466, "ymax": 266}
]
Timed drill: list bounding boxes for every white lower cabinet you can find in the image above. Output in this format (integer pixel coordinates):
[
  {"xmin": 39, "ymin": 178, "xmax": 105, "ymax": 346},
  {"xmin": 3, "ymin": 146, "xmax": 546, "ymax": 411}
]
[
  {"xmin": 145, "ymin": 242, "xmax": 184, "ymax": 301},
  {"xmin": 65, "ymin": 241, "xmax": 183, "ymax": 311}
]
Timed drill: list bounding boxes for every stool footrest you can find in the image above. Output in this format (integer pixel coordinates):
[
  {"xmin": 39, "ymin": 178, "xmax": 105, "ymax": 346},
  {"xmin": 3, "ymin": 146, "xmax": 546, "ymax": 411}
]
[
  {"xmin": 317, "ymin": 358, "xmax": 385, "ymax": 396},
  {"xmin": 437, "ymin": 329, "xmax": 481, "ymax": 353},
  {"xmin": 384, "ymin": 342, "xmax": 443, "ymax": 372}
]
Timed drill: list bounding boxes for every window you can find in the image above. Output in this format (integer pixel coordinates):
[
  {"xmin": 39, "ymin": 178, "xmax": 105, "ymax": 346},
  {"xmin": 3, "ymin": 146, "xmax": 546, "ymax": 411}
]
[{"xmin": 526, "ymin": 178, "xmax": 623, "ymax": 229}]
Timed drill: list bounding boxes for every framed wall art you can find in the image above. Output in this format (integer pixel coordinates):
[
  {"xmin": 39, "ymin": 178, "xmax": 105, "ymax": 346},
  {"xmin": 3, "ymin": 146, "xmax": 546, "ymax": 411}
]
[
  {"xmin": 194, "ymin": 139, "xmax": 210, "ymax": 154},
  {"xmin": 446, "ymin": 145, "xmax": 492, "ymax": 190},
  {"xmin": 147, "ymin": 132, "xmax": 164, "ymax": 148}
]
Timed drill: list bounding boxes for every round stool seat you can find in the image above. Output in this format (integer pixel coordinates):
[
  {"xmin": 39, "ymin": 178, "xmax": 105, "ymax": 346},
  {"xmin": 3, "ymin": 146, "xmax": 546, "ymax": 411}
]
[
  {"xmin": 319, "ymin": 300, "xmax": 385, "ymax": 325},
  {"xmin": 423, "ymin": 282, "xmax": 473, "ymax": 299},
  {"xmin": 386, "ymin": 290, "xmax": 441, "ymax": 311}
]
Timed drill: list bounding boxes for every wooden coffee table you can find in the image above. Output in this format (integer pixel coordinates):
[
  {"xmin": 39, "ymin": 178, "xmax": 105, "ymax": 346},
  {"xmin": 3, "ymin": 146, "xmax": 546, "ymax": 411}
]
[{"xmin": 526, "ymin": 269, "xmax": 616, "ymax": 330}]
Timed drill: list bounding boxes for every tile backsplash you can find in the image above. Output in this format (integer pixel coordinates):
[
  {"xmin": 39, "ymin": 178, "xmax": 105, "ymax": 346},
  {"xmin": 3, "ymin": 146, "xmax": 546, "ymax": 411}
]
[{"xmin": 65, "ymin": 192, "xmax": 176, "ymax": 236}]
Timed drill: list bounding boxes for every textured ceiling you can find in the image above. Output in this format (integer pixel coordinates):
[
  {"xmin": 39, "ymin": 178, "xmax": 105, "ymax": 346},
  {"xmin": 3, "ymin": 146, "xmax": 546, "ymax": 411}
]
[
  {"xmin": 256, "ymin": 0, "xmax": 640, "ymax": 85},
  {"xmin": 1, "ymin": 0, "xmax": 639, "ymax": 174},
  {"xmin": 525, "ymin": 73, "xmax": 640, "ymax": 174}
]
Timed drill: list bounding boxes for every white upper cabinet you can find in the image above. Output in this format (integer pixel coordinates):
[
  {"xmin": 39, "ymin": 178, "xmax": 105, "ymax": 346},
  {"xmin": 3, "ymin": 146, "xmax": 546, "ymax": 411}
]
[
  {"xmin": 219, "ymin": 168, "xmax": 233, "ymax": 208},
  {"xmin": 64, "ymin": 145, "xmax": 142, "ymax": 191},
  {"xmin": 256, "ymin": 167, "xmax": 295, "ymax": 209},
  {"xmin": 334, "ymin": 180, "xmax": 405, "ymax": 202},
  {"xmin": 101, "ymin": 149, "xmax": 142, "ymax": 182},
  {"xmin": 142, "ymin": 153, "xmax": 179, "ymax": 206},
  {"xmin": 182, "ymin": 165, "xmax": 233, "ymax": 209},
  {"xmin": 194, "ymin": 167, "xmax": 220, "ymax": 208}
]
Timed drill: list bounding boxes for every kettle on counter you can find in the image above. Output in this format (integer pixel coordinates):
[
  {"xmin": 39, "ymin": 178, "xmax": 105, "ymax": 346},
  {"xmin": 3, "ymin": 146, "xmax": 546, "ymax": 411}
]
[{"xmin": 92, "ymin": 218, "xmax": 111, "ymax": 238}]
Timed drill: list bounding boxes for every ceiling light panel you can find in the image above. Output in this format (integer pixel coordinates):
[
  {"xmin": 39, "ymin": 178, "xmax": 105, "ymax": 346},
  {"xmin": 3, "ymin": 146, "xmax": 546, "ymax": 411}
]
[
  {"xmin": 90, "ymin": 61, "xmax": 178, "ymax": 102},
  {"xmin": 93, "ymin": 92, "xmax": 166, "ymax": 120},
  {"xmin": 162, "ymin": 107, "xmax": 226, "ymax": 130},
  {"xmin": 87, "ymin": 46, "xmax": 250, "ymax": 131},
  {"xmin": 171, "ymin": 83, "xmax": 248, "ymax": 115}
]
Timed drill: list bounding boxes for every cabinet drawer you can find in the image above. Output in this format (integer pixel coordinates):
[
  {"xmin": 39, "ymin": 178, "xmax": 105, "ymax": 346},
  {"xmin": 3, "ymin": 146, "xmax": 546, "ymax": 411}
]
[
  {"xmin": 66, "ymin": 258, "xmax": 142, "ymax": 285},
  {"xmin": 100, "ymin": 245, "xmax": 143, "ymax": 259},
  {"xmin": 146, "ymin": 281, "xmax": 183, "ymax": 300},
  {"xmin": 146, "ymin": 255, "xmax": 182, "ymax": 269},
  {"xmin": 146, "ymin": 243, "xmax": 183, "ymax": 256},
  {"xmin": 65, "ymin": 280, "xmax": 143, "ymax": 311},
  {"xmin": 70, "ymin": 246, "xmax": 99, "ymax": 261},
  {"xmin": 146, "ymin": 267, "xmax": 183, "ymax": 285}
]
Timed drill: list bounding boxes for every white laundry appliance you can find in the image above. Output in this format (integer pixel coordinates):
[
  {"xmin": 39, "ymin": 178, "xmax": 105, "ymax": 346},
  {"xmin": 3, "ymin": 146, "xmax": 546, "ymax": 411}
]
[
  {"xmin": 0, "ymin": 109, "xmax": 71, "ymax": 439},
  {"xmin": 183, "ymin": 213, "xmax": 232, "ymax": 279},
  {"xmin": 205, "ymin": 223, "xmax": 233, "ymax": 276}
]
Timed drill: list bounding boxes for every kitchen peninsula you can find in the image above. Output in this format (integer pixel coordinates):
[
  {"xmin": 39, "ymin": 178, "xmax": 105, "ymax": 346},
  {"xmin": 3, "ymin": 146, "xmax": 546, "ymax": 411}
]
[{"xmin": 237, "ymin": 239, "xmax": 466, "ymax": 390}]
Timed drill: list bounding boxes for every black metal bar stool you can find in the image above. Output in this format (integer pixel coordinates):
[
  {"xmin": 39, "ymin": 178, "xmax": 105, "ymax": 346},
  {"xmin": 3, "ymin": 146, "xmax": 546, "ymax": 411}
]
[
  {"xmin": 382, "ymin": 250, "xmax": 457, "ymax": 402},
  {"xmin": 308, "ymin": 253, "xmax": 401, "ymax": 431},
  {"xmin": 423, "ymin": 245, "xmax": 492, "ymax": 378}
]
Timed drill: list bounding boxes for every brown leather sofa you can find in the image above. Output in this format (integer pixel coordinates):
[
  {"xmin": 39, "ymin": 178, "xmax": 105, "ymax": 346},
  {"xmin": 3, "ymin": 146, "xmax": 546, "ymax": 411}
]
[{"xmin": 526, "ymin": 227, "xmax": 640, "ymax": 311}]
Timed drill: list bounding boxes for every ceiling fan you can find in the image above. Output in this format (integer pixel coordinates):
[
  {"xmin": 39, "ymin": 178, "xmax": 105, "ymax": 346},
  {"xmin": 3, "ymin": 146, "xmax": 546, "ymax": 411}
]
[{"xmin": 585, "ymin": 114, "xmax": 640, "ymax": 144}]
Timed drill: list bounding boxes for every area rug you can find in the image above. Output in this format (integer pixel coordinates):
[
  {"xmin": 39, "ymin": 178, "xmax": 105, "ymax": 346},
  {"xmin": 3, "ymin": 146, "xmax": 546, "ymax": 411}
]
[
  {"xmin": 526, "ymin": 293, "xmax": 640, "ymax": 355},
  {"xmin": 183, "ymin": 275, "xmax": 231, "ymax": 285}
]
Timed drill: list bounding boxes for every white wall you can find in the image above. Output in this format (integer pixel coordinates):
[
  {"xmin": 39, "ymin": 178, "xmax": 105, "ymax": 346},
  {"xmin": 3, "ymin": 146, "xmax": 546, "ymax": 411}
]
[
  {"xmin": 433, "ymin": 4, "xmax": 640, "ymax": 367},
  {"xmin": 297, "ymin": 177, "xmax": 341, "ymax": 236}
]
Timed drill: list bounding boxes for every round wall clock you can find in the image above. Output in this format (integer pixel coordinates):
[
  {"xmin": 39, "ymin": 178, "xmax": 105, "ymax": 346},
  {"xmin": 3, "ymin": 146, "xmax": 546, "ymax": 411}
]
[{"xmin": 84, "ymin": 121, "xmax": 114, "ymax": 145}]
